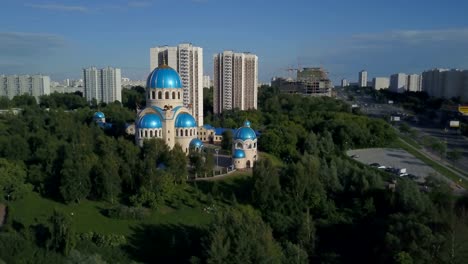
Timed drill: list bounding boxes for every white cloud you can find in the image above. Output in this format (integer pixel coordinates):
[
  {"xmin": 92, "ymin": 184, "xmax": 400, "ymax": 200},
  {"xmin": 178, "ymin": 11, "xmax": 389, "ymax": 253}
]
[
  {"xmin": 128, "ymin": 1, "xmax": 152, "ymax": 8},
  {"xmin": 351, "ymin": 28, "xmax": 468, "ymax": 44},
  {"xmin": 25, "ymin": 3, "xmax": 88, "ymax": 12},
  {"xmin": 0, "ymin": 32, "xmax": 65, "ymax": 57}
]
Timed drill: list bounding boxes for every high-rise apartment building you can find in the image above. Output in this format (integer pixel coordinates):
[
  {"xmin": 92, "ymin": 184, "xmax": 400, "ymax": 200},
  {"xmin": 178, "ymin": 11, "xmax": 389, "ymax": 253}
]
[
  {"xmin": 203, "ymin": 75, "xmax": 211, "ymax": 88},
  {"xmin": 213, "ymin": 51, "xmax": 258, "ymax": 114},
  {"xmin": 150, "ymin": 43, "xmax": 203, "ymax": 125},
  {"xmin": 390, "ymin": 73, "xmax": 408, "ymax": 93},
  {"xmin": 83, "ymin": 67, "xmax": 122, "ymax": 103},
  {"xmin": 341, "ymin": 79, "xmax": 349, "ymax": 87},
  {"xmin": 407, "ymin": 74, "xmax": 422, "ymax": 92},
  {"xmin": 372, "ymin": 77, "xmax": 390, "ymax": 90},
  {"xmin": 359, "ymin": 70, "xmax": 368, "ymax": 87},
  {"xmin": 0, "ymin": 74, "xmax": 50, "ymax": 100},
  {"xmin": 422, "ymin": 69, "xmax": 468, "ymax": 100}
]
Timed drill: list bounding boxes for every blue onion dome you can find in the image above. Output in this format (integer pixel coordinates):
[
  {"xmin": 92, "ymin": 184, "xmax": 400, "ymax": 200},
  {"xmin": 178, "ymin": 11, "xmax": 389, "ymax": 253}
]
[
  {"xmin": 138, "ymin": 113, "xmax": 162, "ymax": 129},
  {"xmin": 93, "ymin": 111, "xmax": 105, "ymax": 119},
  {"xmin": 234, "ymin": 120, "xmax": 256, "ymax": 140},
  {"xmin": 233, "ymin": 149, "xmax": 246, "ymax": 159},
  {"xmin": 175, "ymin": 113, "xmax": 197, "ymax": 128},
  {"xmin": 190, "ymin": 138, "xmax": 203, "ymax": 148},
  {"xmin": 146, "ymin": 64, "xmax": 182, "ymax": 89}
]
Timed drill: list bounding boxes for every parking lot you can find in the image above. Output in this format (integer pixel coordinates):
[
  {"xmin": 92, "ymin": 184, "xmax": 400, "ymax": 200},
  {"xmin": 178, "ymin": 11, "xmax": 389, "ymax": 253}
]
[{"xmin": 347, "ymin": 148, "xmax": 438, "ymax": 181}]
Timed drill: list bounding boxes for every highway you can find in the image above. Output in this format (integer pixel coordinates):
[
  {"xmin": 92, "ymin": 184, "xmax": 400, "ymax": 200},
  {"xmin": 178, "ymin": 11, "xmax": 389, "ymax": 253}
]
[{"xmin": 337, "ymin": 87, "xmax": 468, "ymax": 177}]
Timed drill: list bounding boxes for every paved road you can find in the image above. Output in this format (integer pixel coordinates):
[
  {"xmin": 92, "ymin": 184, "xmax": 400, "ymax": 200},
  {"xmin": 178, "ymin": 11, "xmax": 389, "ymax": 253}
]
[
  {"xmin": 408, "ymin": 118, "xmax": 468, "ymax": 172},
  {"xmin": 339, "ymin": 89, "xmax": 468, "ymax": 175}
]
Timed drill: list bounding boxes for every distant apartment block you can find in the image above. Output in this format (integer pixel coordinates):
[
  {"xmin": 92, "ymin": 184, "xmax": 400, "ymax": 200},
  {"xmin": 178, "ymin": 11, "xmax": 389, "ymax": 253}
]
[
  {"xmin": 372, "ymin": 77, "xmax": 390, "ymax": 90},
  {"xmin": 390, "ymin": 73, "xmax": 408, "ymax": 93},
  {"xmin": 0, "ymin": 74, "xmax": 50, "ymax": 101},
  {"xmin": 359, "ymin": 70, "xmax": 368, "ymax": 87},
  {"xmin": 341, "ymin": 78, "xmax": 349, "ymax": 87},
  {"xmin": 83, "ymin": 67, "xmax": 122, "ymax": 103},
  {"xmin": 213, "ymin": 51, "xmax": 258, "ymax": 114},
  {"xmin": 150, "ymin": 43, "xmax": 204, "ymax": 125},
  {"xmin": 407, "ymin": 74, "xmax": 422, "ymax": 92},
  {"xmin": 422, "ymin": 69, "xmax": 468, "ymax": 101},
  {"xmin": 203, "ymin": 75, "xmax": 211, "ymax": 88}
]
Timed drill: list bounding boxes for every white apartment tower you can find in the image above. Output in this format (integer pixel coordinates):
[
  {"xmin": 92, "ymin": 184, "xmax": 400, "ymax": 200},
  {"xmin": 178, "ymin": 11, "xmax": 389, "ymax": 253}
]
[
  {"xmin": 390, "ymin": 73, "xmax": 408, "ymax": 93},
  {"xmin": 372, "ymin": 77, "xmax": 390, "ymax": 90},
  {"xmin": 150, "ymin": 43, "xmax": 204, "ymax": 125},
  {"xmin": 213, "ymin": 51, "xmax": 258, "ymax": 114},
  {"xmin": 83, "ymin": 67, "xmax": 122, "ymax": 104},
  {"xmin": 341, "ymin": 79, "xmax": 349, "ymax": 87},
  {"xmin": 407, "ymin": 74, "xmax": 422, "ymax": 92},
  {"xmin": 359, "ymin": 70, "xmax": 368, "ymax": 87},
  {"xmin": 203, "ymin": 75, "xmax": 211, "ymax": 88},
  {"xmin": 0, "ymin": 74, "xmax": 50, "ymax": 101}
]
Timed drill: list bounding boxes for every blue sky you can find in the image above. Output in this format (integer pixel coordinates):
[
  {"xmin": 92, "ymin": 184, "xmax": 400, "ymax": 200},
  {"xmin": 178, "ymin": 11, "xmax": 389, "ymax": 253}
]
[{"xmin": 1, "ymin": 0, "xmax": 468, "ymax": 83}]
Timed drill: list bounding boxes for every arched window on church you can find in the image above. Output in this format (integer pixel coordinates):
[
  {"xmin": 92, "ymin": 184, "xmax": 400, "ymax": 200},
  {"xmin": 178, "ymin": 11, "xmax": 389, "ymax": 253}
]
[
  {"xmin": 165, "ymin": 92, "xmax": 169, "ymax": 99},
  {"xmin": 152, "ymin": 91, "xmax": 155, "ymax": 99},
  {"xmin": 185, "ymin": 129, "xmax": 188, "ymax": 137},
  {"xmin": 145, "ymin": 130, "xmax": 148, "ymax": 138},
  {"xmin": 178, "ymin": 92, "xmax": 180, "ymax": 99},
  {"xmin": 150, "ymin": 130, "xmax": 153, "ymax": 137},
  {"xmin": 172, "ymin": 92, "xmax": 176, "ymax": 99},
  {"xmin": 236, "ymin": 142, "xmax": 243, "ymax": 149},
  {"xmin": 158, "ymin": 91, "xmax": 162, "ymax": 99}
]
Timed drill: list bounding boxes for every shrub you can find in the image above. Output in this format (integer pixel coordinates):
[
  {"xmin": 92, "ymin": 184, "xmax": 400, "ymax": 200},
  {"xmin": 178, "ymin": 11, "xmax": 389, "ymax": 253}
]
[{"xmin": 104, "ymin": 205, "xmax": 149, "ymax": 220}]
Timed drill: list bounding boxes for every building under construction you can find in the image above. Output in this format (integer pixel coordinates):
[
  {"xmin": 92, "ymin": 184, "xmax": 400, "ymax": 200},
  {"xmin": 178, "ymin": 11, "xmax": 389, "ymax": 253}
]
[{"xmin": 271, "ymin": 67, "xmax": 333, "ymax": 97}]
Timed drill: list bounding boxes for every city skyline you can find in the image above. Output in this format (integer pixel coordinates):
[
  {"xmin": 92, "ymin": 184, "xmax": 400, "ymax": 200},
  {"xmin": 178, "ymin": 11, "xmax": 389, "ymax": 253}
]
[{"xmin": 1, "ymin": 0, "xmax": 468, "ymax": 83}]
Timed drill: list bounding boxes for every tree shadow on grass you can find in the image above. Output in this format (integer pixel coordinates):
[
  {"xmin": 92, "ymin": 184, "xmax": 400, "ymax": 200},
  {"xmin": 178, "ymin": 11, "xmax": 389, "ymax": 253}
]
[
  {"xmin": 193, "ymin": 176, "xmax": 254, "ymax": 204},
  {"xmin": 125, "ymin": 223, "xmax": 206, "ymax": 263}
]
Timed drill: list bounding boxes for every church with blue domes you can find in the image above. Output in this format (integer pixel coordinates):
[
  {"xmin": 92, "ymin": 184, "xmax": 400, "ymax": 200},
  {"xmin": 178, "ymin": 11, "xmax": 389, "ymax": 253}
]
[
  {"xmin": 232, "ymin": 120, "xmax": 258, "ymax": 169},
  {"xmin": 135, "ymin": 64, "xmax": 199, "ymax": 153}
]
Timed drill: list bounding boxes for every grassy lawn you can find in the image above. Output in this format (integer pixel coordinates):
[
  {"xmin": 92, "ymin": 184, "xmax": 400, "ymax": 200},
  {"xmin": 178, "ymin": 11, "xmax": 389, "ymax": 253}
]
[
  {"xmin": 395, "ymin": 138, "xmax": 468, "ymax": 189},
  {"xmin": 8, "ymin": 190, "xmax": 212, "ymax": 236},
  {"xmin": 259, "ymin": 152, "xmax": 283, "ymax": 167},
  {"xmin": 400, "ymin": 134, "xmax": 422, "ymax": 149}
]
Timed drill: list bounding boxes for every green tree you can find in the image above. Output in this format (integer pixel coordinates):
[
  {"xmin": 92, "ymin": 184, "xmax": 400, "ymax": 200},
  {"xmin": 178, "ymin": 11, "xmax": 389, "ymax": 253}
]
[
  {"xmin": 92, "ymin": 155, "xmax": 121, "ymax": 203},
  {"xmin": 0, "ymin": 96, "xmax": 11, "ymax": 109},
  {"xmin": 221, "ymin": 130, "xmax": 233, "ymax": 151},
  {"xmin": 282, "ymin": 242, "xmax": 308, "ymax": 264},
  {"xmin": 167, "ymin": 144, "xmax": 188, "ymax": 183},
  {"xmin": 398, "ymin": 123, "xmax": 411, "ymax": 134},
  {"xmin": 0, "ymin": 159, "xmax": 31, "ymax": 201},
  {"xmin": 59, "ymin": 147, "xmax": 93, "ymax": 203},
  {"xmin": 252, "ymin": 158, "xmax": 281, "ymax": 212},
  {"xmin": 204, "ymin": 206, "xmax": 283, "ymax": 264},
  {"xmin": 48, "ymin": 209, "xmax": 75, "ymax": 255}
]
